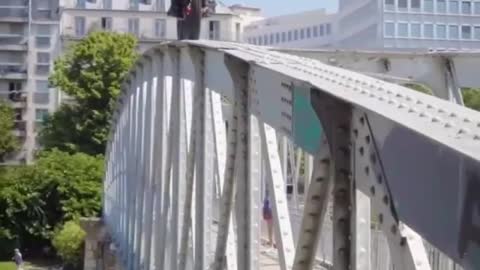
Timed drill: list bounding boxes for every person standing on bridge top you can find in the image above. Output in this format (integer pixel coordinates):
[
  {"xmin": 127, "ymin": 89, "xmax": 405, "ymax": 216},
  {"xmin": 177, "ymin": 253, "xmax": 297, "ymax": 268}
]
[
  {"xmin": 167, "ymin": 0, "xmax": 216, "ymax": 19},
  {"xmin": 12, "ymin": 249, "xmax": 23, "ymax": 270},
  {"xmin": 263, "ymin": 197, "xmax": 276, "ymax": 248}
]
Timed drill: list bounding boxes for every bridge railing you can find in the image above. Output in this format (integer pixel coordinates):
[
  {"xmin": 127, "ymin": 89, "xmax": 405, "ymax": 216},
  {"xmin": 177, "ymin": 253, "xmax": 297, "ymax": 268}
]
[{"xmin": 103, "ymin": 40, "xmax": 480, "ymax": 270}]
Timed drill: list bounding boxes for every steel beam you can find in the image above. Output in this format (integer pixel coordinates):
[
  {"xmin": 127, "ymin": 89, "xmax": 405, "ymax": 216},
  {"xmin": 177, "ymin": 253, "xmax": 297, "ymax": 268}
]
[
  {"xmin": 293, "ymin": 138, "xmax": 332, "ymax": 270},
  {"xmin": 260, "ymin": 123, "xmax": 296, "ymax": 270}
]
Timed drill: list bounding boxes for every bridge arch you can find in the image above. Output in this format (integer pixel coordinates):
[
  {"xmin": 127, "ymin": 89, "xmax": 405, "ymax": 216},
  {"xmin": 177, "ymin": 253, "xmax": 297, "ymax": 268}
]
[{"xmin": 104, "ymin": 41, "xmax": 480, "ymax": 270}]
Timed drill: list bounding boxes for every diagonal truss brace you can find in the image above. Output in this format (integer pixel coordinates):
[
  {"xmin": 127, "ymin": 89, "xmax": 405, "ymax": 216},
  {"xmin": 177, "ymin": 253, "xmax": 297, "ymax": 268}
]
[{"xmin": 351, "ymin": 108, "xmax": 432, "ymax": 270}]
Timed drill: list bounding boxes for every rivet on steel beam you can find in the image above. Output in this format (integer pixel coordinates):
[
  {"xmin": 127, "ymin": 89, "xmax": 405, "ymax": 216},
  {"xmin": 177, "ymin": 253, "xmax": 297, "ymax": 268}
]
[
  {"xmin": 370, "ymin": 186, "xmax": 376, "ymax": 195},
  {"xmin": 458, "ymin": 128, "xmax": 469, "ymax": 135},
  {"xmin": 391, "ymin": 225, "xmax": 398, "ymax": 234},
  {"xmin": 383, "ymin": 195, "xmax": 389, "ymax": 205},
  {"xmin": 364, "ymin": 166, "xmax": 370, "ymax": 175},
  {"xmin": 431, "ymin": 117, "xmax": 441, "ymax": 123},
  {"xmin": 377, "ymin": 174, "xmax": 383, "ymax": 184},
  {"xmin": 365, "ymin": 135, "xmax": 371, "ymax": 144}
]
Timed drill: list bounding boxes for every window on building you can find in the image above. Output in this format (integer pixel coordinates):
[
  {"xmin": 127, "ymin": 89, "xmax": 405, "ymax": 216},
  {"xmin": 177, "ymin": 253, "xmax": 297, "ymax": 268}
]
[
  {"xmin": 411, "ymin": 0, "xmax": 421, "ymax": 10},
  {"xmin": 313, "ymin": 26, "xmax": 318, "ymax": 37},
  {"xmin": 462, "ymin": 25, "xmax": 472, "ymax": 39},
  {"xmin": 326, "ymin": 24, "xmax": 331, "ymax": 35},
  {"xmin": 436, "ymin": 24, "xmax": 447, "ymax": 38},
  {"xmin": 235, "ymin": 23, "xmax": 241, "ymax": 42},
  {"xmin": 128, "ymin": 18, "xmax": 139, "ymax": 36},
  {"xmin": 209, "ymin": 21, "xmax": 220, "ymax": 40},
  {"xmin": 320, "ymin": 25, "xmax": 325, "ymax": 36},
  {"xmin": 462, "ymin": 1, "xmax": 472, "ymax": 14},
  {"xmin": 263, "ymin": 34, "xmax": 268, "ymax": 45},
  {"xmin": 385, "ymin": 0, "xmax": 395, "ymax": 10},
  {"xmin": 101, "ymin": 17, "xmax": 112, "ymax": 30},
  {"xmin": 287, "ymin": 31, "xmax": 292, "ymax": 41},
  {"xmin": 74, "ymin": 16, "xmax": 86, "ymax": 36},
  {"xmin": 300, "ymin": 29, "xmax": 305, "ymax": 39},
  {"xmin": 424, "ymin": 24, "xmax": 434, "ymax": 38},
  {"xmin": 155, "ymin": 19, "xmax": 166, "ymax": 38},
  {"xmin": 398, "ymin": 23, "xmax": 408, "ymax": 37},
  {"xmin": 37, "ymin": 52, "xmax": 50, "ymax": 64},
  {"xmin": 474, "ymin": 26, "xmax": 480, "ymax": 39},
  {"xmin": 281, "ymin": 32, "xmax": 286, "ymax": 42},
  {"xmin": 77, "ymin": 0, "xmax": 86, "ymax": 8},
  {"xmin": 36, "ymin": 80, "xmax": 49, "ymax": 92},
  {"xmin": 275, "ymin": 32, "xmax": 280, "ymax": 43},
  {"xmin": 35, "ymin": 109, "xmax": 49, "ymax": 122},
  {"xmin": 9, "ymin": 82, "xmax": 21, "ymax": 91},
  {"xmin": 294, "ymin": 29, "xmax": 299, "ymax": 40},
  {"xmin": 104, "ymin": 0, "xmax": 112, "ymax": 9},
  {"xmin": 437, "ymin": 0, "xmax": 447, "ymax": 12},
  {"xmin": 475, "ymin": 1, "xmax": 480, "ymax": 13},
  {"xmin": 424, "ymin": 0, "xmax": 434, "ymax": 12},
  {"xmin": 35, "ymin": 37, "xmax": 50, "ymax": 48},
  {"xmin": 398, "ymin": 0, "xmax": 408, "ymax": 9},
  {"xmin": 269, "ymin": 33, "xmax": 274, "ymax": 44},
  {"xmin": 384, "ymin": 22, "xmax": 395, "ymax": 36},
  {"xmin": 449, "ymin": 0, "xmax": 460, "ymax": 13},
  {"xmin": 411, "ymin": 23, "xmax": 421, "ymax": 37},
  {"xmin": 36, "ymin": 25, "xmax": 51, "ymax": 36},
  {"xmin": 449, "ymin": 25, "xmax": 459, "ymax": 39},
  {"xmin": 258, "ymin": 37, "xmax": 262, "ymax": 45},
  {"xmin": 306, "ymin": 27, "xmax": 311, "ymax": 38}
]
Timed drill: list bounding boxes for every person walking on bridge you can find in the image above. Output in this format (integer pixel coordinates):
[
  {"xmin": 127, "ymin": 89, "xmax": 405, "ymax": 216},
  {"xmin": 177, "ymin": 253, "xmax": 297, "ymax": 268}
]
[{"xmin": 12, "ymin": 249, "xmax": 24, "ymax": 270}]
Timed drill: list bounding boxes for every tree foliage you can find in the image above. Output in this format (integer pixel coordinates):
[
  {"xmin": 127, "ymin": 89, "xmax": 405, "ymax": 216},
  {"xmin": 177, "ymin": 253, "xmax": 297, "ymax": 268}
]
[
  {"xmin": 52, "ymin": 221, "xmax": 86, "ymax": 268},
  {"xmin": 0, "ymin": 100, "xmax": 19, "ymax": 161},
  {"xmin": 0, "ymin": 150, "xmax": 103, "ymax": 257},
  {"xmin": 403, "ymin": 83, "xmax": 434, "ymax": 95},
  {"xmin": 463, "ymin": 88, "xmax": 480, "ymax": 111},
  {"xmin": 39, "ymin": 31, "xmax": 138, "ymax": 155}
]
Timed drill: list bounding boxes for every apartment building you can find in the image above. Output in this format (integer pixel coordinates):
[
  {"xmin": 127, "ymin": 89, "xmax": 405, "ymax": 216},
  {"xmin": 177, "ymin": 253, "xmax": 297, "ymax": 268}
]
[
  {"xmin": 337, "ymin": 0, "xmax": 480, "ymax": 49},
  {"xmin": 59, "ymin": 0, "xmax": 261, "ymax": 52},
  {"xmin": 243, "ymin": 9, "xmax": 335, "ymax": 48},
  {"xmin": 0, "ymin": 0, "xmax": 60, "ymax": 165},
  {"xmin": 245, "ymin": 0, "xmax": 480, "ymax": 50}
]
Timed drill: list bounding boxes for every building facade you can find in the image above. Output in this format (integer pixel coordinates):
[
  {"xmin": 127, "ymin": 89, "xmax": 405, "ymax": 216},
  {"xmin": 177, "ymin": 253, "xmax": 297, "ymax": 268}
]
[
  {"xmin": 59, "ymin": 0, "xmax": 261, "ymax": 52},
  {"xmin": 243, "ymin": 9, "xmax": 335, "ymax": 48},
  {"xmin": 245, "ymin": 0, "xmax": 480, "ymax": 50},
  {"xmin": 0, "ymin": 0, "xmax": 262, "ymax": 164},
  {"xmin": 0, "ymin": 0, "xmax": 60, "ymax": 165}
]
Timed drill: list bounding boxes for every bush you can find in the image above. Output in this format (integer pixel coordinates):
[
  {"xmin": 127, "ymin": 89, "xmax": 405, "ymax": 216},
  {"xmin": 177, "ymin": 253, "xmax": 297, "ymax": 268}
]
[{"xmin": 52, "ymin": 221, "xmax": 86, "ymax": 268}]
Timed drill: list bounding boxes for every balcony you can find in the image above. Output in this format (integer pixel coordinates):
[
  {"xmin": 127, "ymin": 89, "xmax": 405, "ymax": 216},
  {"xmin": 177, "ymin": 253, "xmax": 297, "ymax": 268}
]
[
  {"xmin": 0, "ymin": 33, "xmax": 28, "ymax": 50},
  {"xmin": 0, "ymin": 90, "xmax": 27, "ymax": 108},
  {"xmin": 0, "ymin": 149, "xmax": 26, "ymax": 165},
  {"xmin": 13, "ymin": 119, "xmax": 26, "ymax": 137},
  {"xmin": 0, "ymin": 63, "xmax": 27, "ymax": 79},
  {"xmin": 0, "ymin": 1, "xmax": 29, "ymax": 23}
]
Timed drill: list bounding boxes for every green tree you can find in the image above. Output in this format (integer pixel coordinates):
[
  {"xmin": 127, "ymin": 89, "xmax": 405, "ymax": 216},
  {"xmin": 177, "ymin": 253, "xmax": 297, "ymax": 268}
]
[
  {"xmin": 39, "ymin": 31, "xmax": 138, "ymax": 155},
  {"xmin": 0, "ymin": 150, "xmax": 103, "ymax": 258},
  {"xmin": 463, "ymin": 88, "xmax": 480, "ymax": 111},
  {"xmin": 0, "ymin": 100, "xmax": 18, "ymax": 161},
  {"xmin": 52, "ymin": 221, "xmax": 86, "ymax": 269},
  {"xmin": 403, "ymin": 83, "xmax": 434, "ymax": 95}
]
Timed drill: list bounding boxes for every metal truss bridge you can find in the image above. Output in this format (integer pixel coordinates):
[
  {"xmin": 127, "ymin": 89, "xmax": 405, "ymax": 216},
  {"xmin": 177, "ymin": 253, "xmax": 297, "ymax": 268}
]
[{"xmin": 103, "ymin": 40, "xmax": 480, "ymax": 270}]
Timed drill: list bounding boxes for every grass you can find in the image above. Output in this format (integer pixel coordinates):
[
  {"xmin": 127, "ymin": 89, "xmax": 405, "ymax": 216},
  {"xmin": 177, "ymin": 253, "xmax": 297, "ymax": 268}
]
[{"xmin": 0, "ymin": 262, "xmax": 15, "ymax": 270}]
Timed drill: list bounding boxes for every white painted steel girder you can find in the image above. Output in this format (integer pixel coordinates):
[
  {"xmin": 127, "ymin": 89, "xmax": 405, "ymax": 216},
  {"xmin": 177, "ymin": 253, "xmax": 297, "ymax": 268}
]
[{"xmin": 104, "ymin": 40, "xmax": 480, "ymax": 270}]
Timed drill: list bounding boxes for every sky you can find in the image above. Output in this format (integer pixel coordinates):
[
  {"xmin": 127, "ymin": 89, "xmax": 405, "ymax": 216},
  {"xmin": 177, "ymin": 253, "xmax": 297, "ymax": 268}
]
[{"xmin": 221, "ymin": 0, "xmax": 338, "ymax": 16}]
